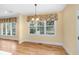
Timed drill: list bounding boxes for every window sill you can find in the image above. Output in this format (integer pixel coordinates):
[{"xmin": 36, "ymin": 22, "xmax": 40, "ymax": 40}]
[
  {"xmin": 0, "ymin": 35, "xmax": 16, "ymax": 37},
  {"xmin": 29, "ymin": 34, "xmax": 55, "ymax": 37}
]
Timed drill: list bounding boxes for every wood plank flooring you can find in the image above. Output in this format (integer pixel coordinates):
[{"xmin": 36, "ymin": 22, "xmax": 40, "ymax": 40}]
[{"xmin": 0, "ymin": 39, "xmax": 67, "ymax": 55}]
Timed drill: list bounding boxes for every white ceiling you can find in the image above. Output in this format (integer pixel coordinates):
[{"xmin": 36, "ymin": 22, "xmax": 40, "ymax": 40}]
[{"xmin": 0, "ymin": 4, "xmax": 66, "ymax": 18}]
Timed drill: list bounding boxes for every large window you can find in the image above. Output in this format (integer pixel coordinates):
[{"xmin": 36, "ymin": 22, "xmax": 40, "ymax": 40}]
[
  {"xmin": 0, "ymin": 22, "xmax": 16, "ymax": 36},
  {"xmin": 29, "ymin": 20, "xmax": 56, "ymax": 35}
]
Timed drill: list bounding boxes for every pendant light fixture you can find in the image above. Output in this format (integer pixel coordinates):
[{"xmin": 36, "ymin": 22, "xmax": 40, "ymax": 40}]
[{"xmin": 32, "ymin": 4, "xmax": 39, "ymax": 21}]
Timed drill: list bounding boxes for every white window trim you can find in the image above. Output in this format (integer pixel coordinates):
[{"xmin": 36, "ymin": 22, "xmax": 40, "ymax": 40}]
[
  {"xmin": 0, "ymin": 22, "xmax": 16, "ymax": 36},
  {"xmin": 28, "ymin": 20, "xmax": 56, "ymax": 36}
]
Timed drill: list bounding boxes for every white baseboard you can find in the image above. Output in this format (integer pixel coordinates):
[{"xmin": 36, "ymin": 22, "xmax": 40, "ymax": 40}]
[
  {"xmin": 22, "ymin": 40, "xmax": 63, "ymax": 46},
  {"xmin": 63, "ymin": 46, "xmax": 69, "ymax": 55}
]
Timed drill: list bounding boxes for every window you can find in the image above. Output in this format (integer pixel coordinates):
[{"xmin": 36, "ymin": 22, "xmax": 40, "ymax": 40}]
[
  {"xmin": 46, "ymin": 20, "xmax": 55, "ymax": 35},
  {"xmin": 0, "ymin": 22, "xmax": 16, "ymax": 36},
  {"xmin": 3, "ymin": 23, "xmax": 6, "ymax": 35},
  {"xmin": 7, "ymin": 23, "xmax": 11, "ymax": 35},
  {"xmin": 28, "ymin": 20, "xmax": 56, "ymax": 36},
  {"xmin": 37, "ymin": 21, "xmax": 44, "ymax": 34},
  {"xmin": 29, "ymin": 21, "xmax": 36, "ymax": 34},
  {"xmin": 12, "ymin": 22, "xmax": 16, "ymax": 35}
]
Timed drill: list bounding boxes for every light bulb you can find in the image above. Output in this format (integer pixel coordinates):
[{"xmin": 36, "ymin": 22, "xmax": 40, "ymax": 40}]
[
  {"xmin": 32, "ymin": 18, "xmax": 34, "ymax": 21},
  {"xmin": 36, "ymin": 18, "xmax": 39, "ymax": 21}
]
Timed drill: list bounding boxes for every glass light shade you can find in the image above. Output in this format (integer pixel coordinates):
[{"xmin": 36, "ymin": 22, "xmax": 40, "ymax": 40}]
[
  {"xmin": 36, "ymin": 18, "xmax": 39, "ymax": 21},
  {"xmin": 32, "ymin": 18, "xmax": 34, "ymax": 21}
]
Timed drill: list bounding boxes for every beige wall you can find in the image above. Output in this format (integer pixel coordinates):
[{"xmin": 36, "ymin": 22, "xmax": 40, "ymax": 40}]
[
  {"xmin": 63, "ymin": 5, "xmax": 77, "ymax": 54},
  {"xmin": 21, "ymin": 12, "xmax": 64, "ymax": 45}
]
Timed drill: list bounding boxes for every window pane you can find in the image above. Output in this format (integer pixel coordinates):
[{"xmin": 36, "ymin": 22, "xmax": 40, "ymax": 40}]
[
  {"xmin": 37, "ymin": 21, "xmax": 44, "ymax": 34},
  {"xmin": 46, "ymin": 20, "xmax": 55, "ymax": 35},
  {"xmin": 30, "ymin": 21, "xmax": 36, "ymax": 27},
  {"xmin": 12, "ymin": 22, "xmax": 16, "ymax": 35},
  {"xmin": 7, "ymin": 23, "xmax": 11, "ymax": 35},
  {"xmin": 3, "ymin": 23, "xmax": 6, "ymax": 35},
  {"xmin": 29, "ymin": 21, "xmax": 36, "ymax": 34},
  {"xmin": 12, "ymin": 29, "xmax": 16, "ymax": 35},
  {"xmin": 12, "ymin": 22, "xmax": 16, "ymax": 28},
  {"xmin": 37, "ymin": 21, "xmax": 44, "ymax": 27},
  {"xmin": 30, "ymin": 27, "xmax": 36, "ymax": 34},
  {"xmin": 46, "ymin": 20, "xmax": 54, "ymax": 26},
  {"xmin": 46, "ymin": 26, "xmax": 54, "ymax": 34},
  {"xmin": 37, "ymin": 27, "xmax": 44, "ymax": 34},
  {"xmin": 39, "ymin": 27, "xmax": 44, "ymax": 34}
]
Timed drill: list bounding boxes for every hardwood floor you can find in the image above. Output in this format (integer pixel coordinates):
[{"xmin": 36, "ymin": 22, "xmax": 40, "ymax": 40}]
[{"xmin": 0, "ymin": 39, "xmax": 67, "ymax": 55}]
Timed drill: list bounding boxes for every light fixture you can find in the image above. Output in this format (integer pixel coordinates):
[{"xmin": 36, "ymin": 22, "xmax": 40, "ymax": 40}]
[
  {"xmin": 32, "ymin": 4, "xmax": 39, "ymax": 21},
  {"xmin": 32, "ymin": 18, "xmax": 34, "ymax": 21}
]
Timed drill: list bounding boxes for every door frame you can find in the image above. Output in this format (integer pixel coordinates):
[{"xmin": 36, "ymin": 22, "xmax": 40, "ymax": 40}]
[{"xmin": 76, "ymin": 10, "xmax": 79, "ymax": 55}]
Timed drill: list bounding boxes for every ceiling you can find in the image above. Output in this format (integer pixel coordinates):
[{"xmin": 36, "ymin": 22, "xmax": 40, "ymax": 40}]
[{"xmin": 0, "ymin": 4, "xmax": 66, "ymax": 18}]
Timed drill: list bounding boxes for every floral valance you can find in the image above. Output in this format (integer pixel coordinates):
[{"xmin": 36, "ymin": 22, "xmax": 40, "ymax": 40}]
[
  {"xmin": 0, "ymin": 17, "xmax": 17, "ymax": 23},
  {"xmin": 27, "ymin": 14, "xmax": 58, "ymax": 22}
]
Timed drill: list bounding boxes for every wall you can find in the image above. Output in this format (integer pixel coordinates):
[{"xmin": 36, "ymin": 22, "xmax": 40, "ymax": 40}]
[
  {"xmin": 21, "ymin": 12, "xmax": 64, "ymax": 45},
  {"xmin": 63, "ymin": 5, "xmax": 77, "ymax": 54}
]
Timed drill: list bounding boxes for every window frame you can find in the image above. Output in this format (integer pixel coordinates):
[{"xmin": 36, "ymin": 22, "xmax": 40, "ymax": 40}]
[
  {"xmin": 0, "ymin": 22, "xmax": 16, "ymax": 36},
  {"xmin": 28, "ymin": 20, "xmax": 56, "ymax": 36}
]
